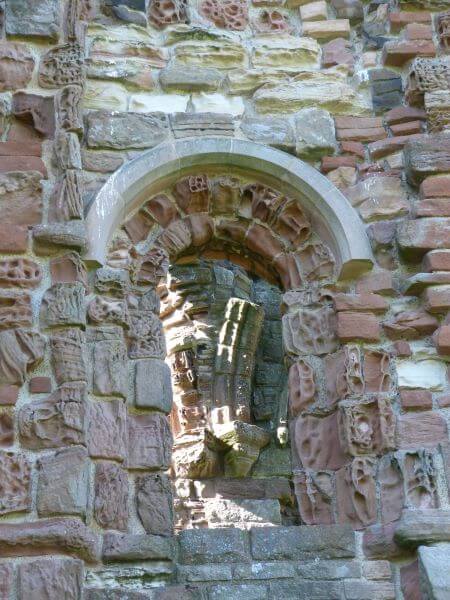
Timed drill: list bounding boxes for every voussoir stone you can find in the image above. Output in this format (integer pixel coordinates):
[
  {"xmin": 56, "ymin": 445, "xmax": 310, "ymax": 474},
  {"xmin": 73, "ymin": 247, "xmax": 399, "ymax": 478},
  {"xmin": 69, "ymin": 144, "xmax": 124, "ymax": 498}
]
[
  {"xmin": 102, "ymin": 532, "xmax": 174, "ymax": 562},
  {"xmin": 0, "ymin": 518, "xmax": 100, "ymax": 561},
  {"xmin": 178, "ymin": 528, "xmax": 250, "ymax": 564},
  {"xmin": 86, "ymin": 110, "xmax": 169, "ymax": 149},
  {"xmin": 395, "ymin": 509, "xmax": 450, "ymax": 547},
  {"xmin": 251, "ymin": 525, "xmax": 356, "ymax": 560},
  {"xmin": 18, "ymin": 557, "xmax": 83, "ymax": 600}
]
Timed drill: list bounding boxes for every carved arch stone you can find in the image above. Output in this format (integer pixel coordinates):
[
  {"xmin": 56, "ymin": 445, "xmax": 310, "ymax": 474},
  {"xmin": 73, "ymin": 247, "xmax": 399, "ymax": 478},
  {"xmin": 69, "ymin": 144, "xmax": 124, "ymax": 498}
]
[{"xmin": 85, "ymin": 137, "xmax": 374, "ymax": 279}]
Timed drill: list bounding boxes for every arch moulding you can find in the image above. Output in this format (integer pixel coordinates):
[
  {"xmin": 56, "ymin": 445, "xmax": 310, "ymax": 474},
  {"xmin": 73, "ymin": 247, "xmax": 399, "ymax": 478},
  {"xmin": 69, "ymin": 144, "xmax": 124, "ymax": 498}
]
[{"xmin": 85, "ymin": 137, "xmax": 374, "ymax": 279}]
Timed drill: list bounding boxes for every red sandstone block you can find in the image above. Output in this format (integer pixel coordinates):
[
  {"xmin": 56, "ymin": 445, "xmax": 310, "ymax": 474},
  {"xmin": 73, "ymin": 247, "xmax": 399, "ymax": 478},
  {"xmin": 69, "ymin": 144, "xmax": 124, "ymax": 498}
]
[
  {"xmin": 405, "ymin": 23, "xmax": 433, "ymax": 40},
  {"xmin": 363, "ymin": 523, "xmax": 403, "ymax": 560},
  {"xmin": 368, "ymin": 134, "xmax": 423, "ymax": 160},
  {"xmin": 333, "ymin": 292, "xmax": 388, "ymax": 313},
  {"xmin": 424, "ymin": 286, "xmax": 450, "ymax": 313},
  {"xmin": 416, "ymin": 199, "xmax": 450, "ymax": 217},
  {"xmin": 420, "ymin": 175, "xmax": 450, "ymax": 199},
  {"xmin": 389, "ymin": 11, "xmax": 431, "ymax": 33},
  {"xmin": 335, "ymin": 116, "xmax": 383, "ymax": 129},
  {"xmin": 422, "ymin": 250, "xmax": 450, "ymax": 272},
  {"xmin": 400, "ymin": 389, "xmax": 433, "ymax": 410},
  {"xmin": 337, "ymin": 311, "xmax": 381, "ymax": 342},
  {"xmin": 397, "ymin": 412, "xmax": 448, "ymax": 449},
  {"xmin": 383, "ymin": 40, "xmax": 435, "ymax": 67},
  {"xmin": 434, "ymin": 325, "xmax": 450, "ymax": 355},
  {"xmin": 390, "ymin": 120, "xmax": 422, "ymax": 136},
  {"xmin": 400, "ymin": 561, "xmax": 421, "ymax": 600},
  {"xmin": 0, "ymin": 385, "xmax": 19, "ymax": 405},
  {"xmin": 438, "ymin": 394, "xmax": 450, "ymax": 408},
  {"xmin": 0, "ymin": 141, "xmax": 42, "ymax": 156},
  {"xmin": 341, "ymin": 141, "xmax": 365, "ymax": 158},
  {"xmin": 29, "ymin": 377, "xmax": 52, "ymax": 394},
  {"xmin": 385, "ymin": 106, "xmax": 426, "ymax": 125},
  {"xmin": 392, "ymin": 341, "xmax": 412, "ymax": 357},
  {"xmin": 356, "ymin": 271, "xmax": 396, "ymax": 295},
  {"xmin": 0, "ymin": 156, "xmax": 47, "ymax": 177},
  {"xmin": 321, "ymin": 156, "xmax": 358, "ymax": 173},
  {"xmin": 0, "ymin": 225, "xmax": 28, "ymax": 253},
  {"xmin": 337, "ymin": 127, "xmax": 387, "ymax": 143}
]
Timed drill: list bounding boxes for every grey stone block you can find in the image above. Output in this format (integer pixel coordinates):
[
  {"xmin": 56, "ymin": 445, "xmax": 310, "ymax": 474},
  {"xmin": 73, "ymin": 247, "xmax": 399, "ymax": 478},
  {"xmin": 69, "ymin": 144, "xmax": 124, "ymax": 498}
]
[
  {"xmin": 296, "ymin": 559, "xmax": 361, "ymax": 580},
  {"xmin": 177, "ymin": 564, "xmax": 233, "ymax": 582},
  {"xmin": 178, "ymin": 528, "xmax": 250, "ymax": 564},
  {"xmin": 6, "ymin": 0, "xmax": 60, "ymax": 39},
  {"xmin": 103, "ymin": 532, "xmax": 174, "ymax": 562},
  {"xmin": 86, "ymin": 111, "xmax": 169, "ymax": 150},
  {"xmin": 419, "ymin": 544, "xmax": 450, "ymax": 600},
  {"xmin": 208, "ymin": 583, "xmax": 268, "ymax": 600},
  {"xmin": 240, "ymin": 116, "xmax": 295, "ymax": 151},
  {"xmin": 395, "ymin": 510, "xmax": 450, "ymax": 547},
  {"xmin": 343, "ymin": 580, "xmax": 395, "ymax": 600},
  {"xmin": 160, "ymin": 67, "xmax": 224, "ymax": 92},
  {"xmin": 251, "ymin": 526, "xmax": 356, "ymax": 561},
  {"xmin": 294, "ymin": 108, "xmax": 337, "ymax": 159},
  {"xmin": 269, "ymin": 580, "xmax": 344, "ymax": 599},
  {"xmin": 135, "ymin": 359, "xmax": 173, "ymax": 413},
  {"xmin": 233, "ymin": 562, "xmax": 296, "ymax": 580}
]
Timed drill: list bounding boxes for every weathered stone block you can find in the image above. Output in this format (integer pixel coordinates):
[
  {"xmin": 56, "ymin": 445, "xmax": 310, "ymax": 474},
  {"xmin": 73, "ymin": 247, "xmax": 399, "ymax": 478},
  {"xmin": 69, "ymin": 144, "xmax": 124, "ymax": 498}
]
[
  {"xmin": 0, "ymin": 518, "xmax": 99, "ymax": 561},
  {"xmin": 178, "ymin": 528, "xmax": 250, "ymax": 564},
  {"xmin": 404, "ymin": 133, "xmax": 450, "ymax": 185},
  {"xmin": 6, "ymin": 0, "xmax": 60, "ymax": 39},
  {"xmin": 94, "ymin": 462, "xmax": 129, "ymax": 531},
  {"xmin": 269, "ymin": 581, "xmax": 344, "ymax": 599},
  {"xmin": 103, "ymin": 532, "xmax": 174, "ymax": 562},
  {"xmin": 40, "ymin": 283, "xmax": 85, "ymax": 328},
  {"xmin": 0, "ymin": 293, "xmax": 32, "ymax": 330},
  {"xmin": 0, "ymin": 329, "xmax": 45, "ymax": 385},
  {"xmin": 36, "ymin": 447, "xmax": 89, "ymax": 518},
  {"xmin": 418, "ymin": 543, "xmax": 450, "ymax": 600},
  {"xmin": 294, "ymin": 108, "xmax": 336, "ymax": 159},
  {"xmin": 135, "ymin": 359, "xmax": 172, "ymax": 413},
  {"xmin": 127, "ymin": 412, "xmax": 172, "ymax": 469},
  {"xmin": 90, "ymin": 328, "xmax": 128, "ymax": 397},
  {"xmin": 397, "ymin": 412, "xmax": 448, "ymax": 448},
  {"xmin": 0, "ymin": 450, "xmax": 31, "ymax": 515},
  {"xmin": 336, "ymin": 457, "xmax": 377, "ymax": 529},
  {"xmin": 337, "ymin": 311, "xmax": 381, "ymax": 342},
  {"xmin": 50, "ymin": 329, "xmax": 86, "ymax": 386},
  {"xmin": 19, "ymin": 383, "xmax": 86, "ymax": 450},
  {"xmin": 395, "ymin": 510, "xmax": 450, "ymax": 547},
  {"xmin": 0, "ymin": 563, "xmax": 13, "ymax": 600},
  {"xmin": 18, "ymin": 557, "xmax": 83, "ymax": 600},
  {"xmin": 0, "ymin": 171, "xmax": 42, "ymax": 226},
  {"xmin": 0, "ymin": 43, "xmax": 35, "ymax": 91},
  {"xmin": 209, "ymin": 583, "xmax": 268, "ymax": 600},
  {"xmin": 88, "ymin": 399, "xmax": 127, "ymax": 461},
  {"xmin": 251, "ymin": 525, "xmax": 355, "ymax": 560},
  {"xmin": 136, "ymin": 473, "xmax": 173, "ymax": 536},
  {"xmin": 86, "ymin": 111, "xmax": 169, "ymax": 150}
]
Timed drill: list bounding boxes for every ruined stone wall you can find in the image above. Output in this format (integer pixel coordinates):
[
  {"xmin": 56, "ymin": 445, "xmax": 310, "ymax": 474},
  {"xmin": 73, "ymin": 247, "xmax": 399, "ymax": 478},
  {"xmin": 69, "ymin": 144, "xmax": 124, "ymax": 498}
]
[{"xmin": 0, "ymin": 0, "xmax": 450, "ymax": 598}]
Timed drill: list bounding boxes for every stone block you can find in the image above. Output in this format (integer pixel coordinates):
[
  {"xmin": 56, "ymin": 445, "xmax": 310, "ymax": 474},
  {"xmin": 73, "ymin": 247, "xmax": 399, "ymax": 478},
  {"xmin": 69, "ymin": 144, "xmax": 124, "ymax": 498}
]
[
  {"xmin": 40, "ymin": 283, "xmax": 85, "ymax": 328},
  {"xmin": 383, "ymin": 40, "xmax": 435, "ymax": 67},
  {"xmin": 269, "ymin": 580, "xmax": 344, "ymax": 598},
  {"xmin": 425, "ymin": 285, "xmax": 450, "ymax": 313},
  {"xmin": 344, "ymin": 580, "xmax": 395, "ymax": 600},
  {"xmin": 36, "ymin": 447, "xmax": 89, "ymax": 518},
  {"xmin": 0, "ymin": 171, "xmax": 42, "ymax": 226},
  {"xmin": 294, "ymin": 411, "xmax": 349, "ymax": 470},
  {"xmin": 303, "ymin": 19, "xmax": 350, "ymax": 40},
  {"xmin": 94, "ymin": 462, "xmax": 129, "ymax": 531},
  {"xmin": 204, "ymin": 498, "xmax": 282, "ymax": 527},
  {"xmin": 6, "ymin": 0, "xmax": 60, "ymax": 39},
  {"xmin": 363, "ymin": 523, "xmax": 403, "ymax": 560},
  {"xmin": 19, "ymin": 383, "xmax": 86, "ymax": 450},
  {"xmin": 419, "ymin": 544, "xmax": 450, "ymax": 600},
  {"xmin": 396, "ymin": 359, "xmax": 447, "ymax": 390},
  {"xmin": 395, "ymin": 509, "xmax": 450, "ymax": 547},
  {"xmin": 337, "ymin": 311, "xmax": 380, "ymax": 342},
  {"xmin": 127, "ymin": 412, "xmax": 172, "ymax": 469},
  {"xmin": 294, "ymin": 108, "xmax": 336, "ymax": 159},
  {"xmin": 136, "ymin": 473, "xmax": 173, "ymax": 536},
  {"xmin": 233, "ymin": 562, "xmax": 296, "ymax": 580},
  {"xmin": 85, "ymin": 590, "xmax": 151, "ymax": 600},
  {"xmin": 296, "ymin": 559, "xmax": 361, "ymax": 579},
  {"xmin": 400, "ymin": 560, "xmax": 421, "ymax": 600},
  {"xmin": 178, "ymin": 528, "xmax": 250, "ymax": 564},
  {"xmin": 435, "ymin": 325, "xmax": 450, "ymax": 355},
  {"xmin": 103, "ymin": 532, "xmax": 174, "ymax": 562},
  {"xmin": 397, "ymin": 412, "xmax": 448, "ymax": 449},
  {"xmin": 18, "ymin": 558, "xmax": 83, "ymax": 600},
  {"xmin": 29, "ymin": 377, "xmax": 52, "ymax": 394},
  {"xmin": 0, "ymin": 518, "xmax": 99, "ymax": 561},
  {"xmin": 0, "ymin": 384, "xmax": 19, "ymax": 405},
  {"xmin": 88, "ymin": 399, "xmax": 127, "ymax": 461},
  {"xmin": 0, "ymin": 564, "xmax": 13, "ymax": 600},
  {"xmin": 90, "ymin": 330, "xmax": 128, "ymax": 397},
  {"xmin": 400, "ymin": 389, "xmax": 433, "ymax": 410},
  {"xmin": 209, "ymin": 584, "xmax": 268, "ymax": 600},
  {"xmin": 336, "ymin": 457, "xmax": 377, "ymax": 529},
  {"xmin": 86, "ymin": 110, "xmax": 169, "ymax": 150},
  {"xmin": 0, "ymin": 293, "xmax": 32, "ymax": 330},
  {"xmin": 398, "ymin": 218, "xmax": 450, "ymax": 258},
  {"xmin": 300, "ymin": 0, "xmax": 328, "ymax": 20},
  {"xmin": 322, "ymin": 38, "xmax": 354, "ymax": 71},
  {"xmin": 251, "ymin": 525, "xmax": 355, "ymax": 560},
  {"xmin": 0, "ymin": 43, "xmax": 35, "ymax": 91},
  {"xmin": 33, "ymin": 222, "xmax": 87, "ymax": 256},
  {"xmin": 404, "ymin": 133, "xmax": 450, "ymax": 185},
  {"xmin": 135, "ymin": 359, "xmax": 172, "ymax": 413},
  {"xmin": 159, "ymin": 66, "xmax": 224, "ymax": 92},
  {"xmin": 0, "ymin": 225, "xmax": 28, "ymax": 253},
  {"xmin": 0, "ymin": 450, "xmax": 31, "ymax": 515}
]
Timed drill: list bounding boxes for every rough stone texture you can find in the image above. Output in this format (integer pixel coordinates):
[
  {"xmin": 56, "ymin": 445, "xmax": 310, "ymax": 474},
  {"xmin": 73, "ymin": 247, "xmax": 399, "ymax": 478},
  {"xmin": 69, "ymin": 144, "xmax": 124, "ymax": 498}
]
[
  {"xmin": 18, "ymin": 558, "xmax": 83, "ymax": 600},
  {"xmin": 36, "ymin": 446, "xmax": 89, "ymax": 517},
  {"xmin": 251, "ymin": 525, "xmax": 356, "ymax": 560},
  {"xmin": 88, "ymin": 399, "xmax": 127, "ymax": 461},
  {"xmin": 136, "ymin": 473, "xmax": 173, "ymax": 536},
  {"xmin": 178, "ymin": 528, "xmax": 250, "ymax": 564},
  {"xmin": 103, "ymin": 532, "xmax": 174, "ymax": 562},
  {"xmin": 86, "ymin": 111, "xmax": 169, "ymax": 149},
  {"xmin": 0, "ymin": 450, "xmax": 31, "ymax": 515},
  {"xmin": 0, "ymin": 518, "xmax": 99, "ymax": 561},
  {"xmin": 135, "ymin": 358, "xmax": 173, "ymax": 412},
  {"xmin": 127, "ymin": 412, "xmax": 172, "ymax": 469},
  {"xmin": 419, "ymin": 544, "xmax": 450, "ymax": 600},
  {"xmin": 6, "ymin": 0, "xmax": 60, "ymax": 39},
  {"xmin": 94, "ymin": 462, "xmax": 129, "ymax": 531}
]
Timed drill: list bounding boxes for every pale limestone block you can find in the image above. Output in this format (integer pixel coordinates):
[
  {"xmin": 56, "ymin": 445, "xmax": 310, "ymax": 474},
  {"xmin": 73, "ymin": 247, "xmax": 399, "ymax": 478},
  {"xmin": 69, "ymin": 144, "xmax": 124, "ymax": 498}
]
[
  {"xmin": 303, "ymin": 19, "xmax": 351, "ymax": 40},
  {"xmin": 190, "ymin": 93, "xmax": 245, "ymax": 116},
  {"xmin": 252, "ymin": 35, "xmax": 321, "ymax": 68},
  {"xmin": 300, "ymin": 1, "xmax": 328, "ymax": 21},
  {"xmin": 84, "ymin": 81, "xmax": 128, "ymax": 111},
  {"xmin": 130, "ymin": 93, "xmax": 189, "ymax": 113},
  {"xmin": 396, "ymin": 359, "xmax": 447, "ymax": 390}
]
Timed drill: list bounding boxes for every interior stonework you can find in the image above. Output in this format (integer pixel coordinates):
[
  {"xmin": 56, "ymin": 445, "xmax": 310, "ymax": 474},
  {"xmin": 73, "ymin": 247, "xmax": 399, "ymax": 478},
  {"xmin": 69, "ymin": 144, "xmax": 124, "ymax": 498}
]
[{"xmin": 1, "ymin": 0, "xmax": 450, "ymax": 598}]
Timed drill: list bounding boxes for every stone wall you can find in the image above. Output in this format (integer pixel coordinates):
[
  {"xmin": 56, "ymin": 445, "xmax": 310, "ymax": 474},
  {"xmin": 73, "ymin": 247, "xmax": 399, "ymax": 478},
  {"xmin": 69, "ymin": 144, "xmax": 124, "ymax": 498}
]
[{"xmin": 0, "ymin": 0, "xmax": 450, "ymax": 598}]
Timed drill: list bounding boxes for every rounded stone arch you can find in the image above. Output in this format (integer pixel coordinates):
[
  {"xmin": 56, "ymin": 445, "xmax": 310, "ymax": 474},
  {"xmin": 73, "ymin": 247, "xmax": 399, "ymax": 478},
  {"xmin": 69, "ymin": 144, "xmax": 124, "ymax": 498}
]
[{"xmin": 85, "ymin": 137, "xmax": 374, "ymax": 279}]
